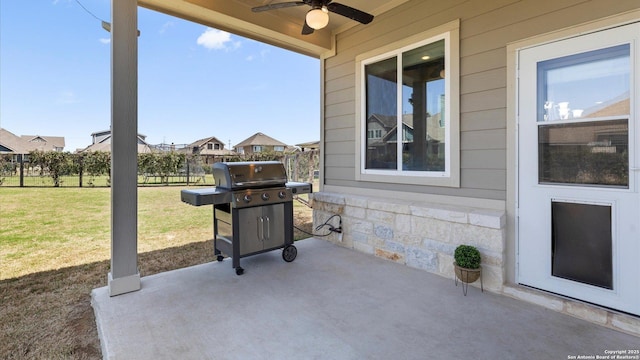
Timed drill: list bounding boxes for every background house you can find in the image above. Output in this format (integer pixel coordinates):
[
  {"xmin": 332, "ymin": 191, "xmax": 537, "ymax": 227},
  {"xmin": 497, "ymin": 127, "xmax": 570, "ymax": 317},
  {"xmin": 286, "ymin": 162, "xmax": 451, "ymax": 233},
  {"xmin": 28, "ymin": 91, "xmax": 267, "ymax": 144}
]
[
  {"xmin": 80, "ymin": 129, "xmax": 152, "ymax": 153},
  {"xmin": 0, "ymin": 128, "xmax": 29, "ymax": 157},
  {"xmin": 184, "ymin": 136, "xmax": 237, "ymax": 164},
  {"xmin": 295, "ymin": 140, "xmax": 320, "ymax": 152},
  {"xmin": 0, "ymin": 128, "xmax": 65, "ymax": 160},
  {"xmin": 21, "ymin": 134, "xmax": 65, "ymax": 152},
  {"xmin": 234, "ymin": 132, "xmax": 288, "ymax": 155}
]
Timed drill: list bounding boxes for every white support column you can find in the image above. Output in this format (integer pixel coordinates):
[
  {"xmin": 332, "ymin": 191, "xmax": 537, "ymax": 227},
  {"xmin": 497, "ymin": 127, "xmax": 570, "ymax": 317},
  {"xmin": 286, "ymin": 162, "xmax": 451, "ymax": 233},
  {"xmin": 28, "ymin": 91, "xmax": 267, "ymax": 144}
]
[{"xmin": 109, "ymin": 0, "xmax": 140, "ymax": 296}]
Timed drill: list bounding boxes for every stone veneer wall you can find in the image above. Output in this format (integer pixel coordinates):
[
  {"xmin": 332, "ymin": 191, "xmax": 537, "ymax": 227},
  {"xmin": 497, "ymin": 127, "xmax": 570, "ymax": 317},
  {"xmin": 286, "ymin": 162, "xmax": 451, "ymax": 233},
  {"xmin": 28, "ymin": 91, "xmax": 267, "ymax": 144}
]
[{"xmin": 311, "ymin": 192, "xmax": 506, "ymax": 292}]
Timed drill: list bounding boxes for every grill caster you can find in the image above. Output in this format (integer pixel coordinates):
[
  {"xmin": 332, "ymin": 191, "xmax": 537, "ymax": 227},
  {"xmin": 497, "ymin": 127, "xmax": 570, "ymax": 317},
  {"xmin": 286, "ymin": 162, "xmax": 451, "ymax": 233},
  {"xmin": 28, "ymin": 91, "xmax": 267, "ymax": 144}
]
[
  {"xmin": 282, "ymin": 245, "xmax": 297, "ymax": 262},
  {"xmin": 235, "ymin": 267, "xmax": 244, "ymax": 276},
  {"xmin": 217, "ymin": 255, "xmax": 224, "ymax": 262}
]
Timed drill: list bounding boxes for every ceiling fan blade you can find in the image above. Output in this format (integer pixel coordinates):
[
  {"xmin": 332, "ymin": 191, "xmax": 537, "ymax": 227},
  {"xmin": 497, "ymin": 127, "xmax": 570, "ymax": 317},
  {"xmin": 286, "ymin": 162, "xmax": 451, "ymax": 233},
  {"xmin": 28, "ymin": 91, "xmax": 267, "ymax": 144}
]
[
  {"xmin": 252, "ymin": 1, "xmax": 306, "ymax": 12},
  {"xmin": 326, "ymin": 3, "xmax": 374, "ymax": 24},
  {"xmin": 302, "ymin": 20, "xmax": 314, "ymax": 35}
]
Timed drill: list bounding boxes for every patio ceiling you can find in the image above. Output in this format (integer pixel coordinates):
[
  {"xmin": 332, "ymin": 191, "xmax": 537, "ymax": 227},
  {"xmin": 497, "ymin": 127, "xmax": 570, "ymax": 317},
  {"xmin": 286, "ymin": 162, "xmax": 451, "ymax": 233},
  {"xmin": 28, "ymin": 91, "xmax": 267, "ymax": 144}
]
[{"xmin": 139, "ymin": 0, "xmax": 409, "ymax": 57}]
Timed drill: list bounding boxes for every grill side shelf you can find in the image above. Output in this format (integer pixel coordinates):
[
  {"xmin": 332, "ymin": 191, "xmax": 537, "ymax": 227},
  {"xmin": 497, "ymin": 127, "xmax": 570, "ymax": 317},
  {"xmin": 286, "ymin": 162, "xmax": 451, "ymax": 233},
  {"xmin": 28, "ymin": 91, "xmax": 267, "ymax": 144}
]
[
  {"xmin": 181, "ymin": 188, "xmax": 232, "ymax": 206},
  {"xmin": 286, "ymin": 182, "xmax": 313, "ymax": 195}
]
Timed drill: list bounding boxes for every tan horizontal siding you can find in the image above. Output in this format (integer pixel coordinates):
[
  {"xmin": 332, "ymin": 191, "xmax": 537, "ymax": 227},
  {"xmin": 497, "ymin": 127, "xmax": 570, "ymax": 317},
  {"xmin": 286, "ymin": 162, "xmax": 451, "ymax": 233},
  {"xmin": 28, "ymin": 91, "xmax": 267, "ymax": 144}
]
[
  {"xmin": 461, "ymin": 129, "xmax": 507, "ymax": 151},
  {"xmin": 461, "ymin": 48, "xmax": 506, "ymax": 75},
  {"xmin": 323, "ymin": 140, "xmax": 353, "ymax": 155},
  {"xmin": 324, "ymin": 154, "xmax": 355, "ymax": 168},
  {"xmin": 461, "ymin": 109, "xmax": 505, "ymax": 132},
  {"xmin": 325, "ymin": 114, "xmax": 354, "ymax": 130},
  {"xmin": 461, "ymin": 88, "xmax": 506, "ymax": 113},
  {"xmin": 324, "ymin": 166, "xmax": 355, "ymax": 181},
  {"xmin": 461, "ymin": 0, "xmax": 639, "ymax": 57},
  {"xmin": 325, "ymin": 73, "xmax": 354, "ymax": 94},
  {"xmin": 325, "ymin": 87, "xmax": 354, "ymax": 107},
  {"xmin": 324, "ymin": 60, "xmax": 353, "ymax": 82},
  {"xmin": 461, "ymin": 169, "xmax": 507, "ymax": 191},
  {"xmin": 460, "ymin": 0, "xmax": 586, "ymax": 55},
  {"xmin": 332, "ymin": 0, "xmax": 467, "ymax": 63},
  {"xmin": 325, "ymin": 128, "xmax": 355, "ymax": 142},
  {"xmin": 325, "ymin": 101, "xmax": 355, "ymax": 119},
  {"xmin": 461, "ymin": 68, "xmax": 506, "ymax": 94},
  {"xmin": 324, "ymin": 179, "xmax": 508, "ymax": 201},
  {"xmin": 461, "ymin": 150, "xmax": 506, "ymax": 170},
  {"xmin": 323, "ymin": 0, "xmax": 639, "ymax": 202}
]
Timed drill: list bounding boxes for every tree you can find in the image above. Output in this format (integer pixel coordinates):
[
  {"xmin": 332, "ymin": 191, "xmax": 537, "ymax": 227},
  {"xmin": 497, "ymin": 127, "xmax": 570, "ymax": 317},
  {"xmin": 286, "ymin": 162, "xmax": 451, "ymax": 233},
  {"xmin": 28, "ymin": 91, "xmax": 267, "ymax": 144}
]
[
  {"xmin": 138, "ymin": 153, "xmax": 160, "ymax": 181},
  {"xmin": 138, "ymin": 152, "xmax": 186, "ymax": 184},
  {"xmin": 157, "ymin": 152, "xmax": 186, "ymax": 184},
  {"xmin": 82, "ymin": 151, "xmax": 111, "ymax": 186},
  {"xmin": 29, "ymin": 150, "xmax": 74, "ymax": 187}
]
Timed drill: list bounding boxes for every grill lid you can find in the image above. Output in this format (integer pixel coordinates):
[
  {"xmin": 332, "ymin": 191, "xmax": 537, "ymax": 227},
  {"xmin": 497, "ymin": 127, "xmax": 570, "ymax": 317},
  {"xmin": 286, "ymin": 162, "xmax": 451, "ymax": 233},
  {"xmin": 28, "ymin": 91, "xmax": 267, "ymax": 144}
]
[{"xmin": 213, "ymin": 161, "xmax": 287, "ymax": 189}]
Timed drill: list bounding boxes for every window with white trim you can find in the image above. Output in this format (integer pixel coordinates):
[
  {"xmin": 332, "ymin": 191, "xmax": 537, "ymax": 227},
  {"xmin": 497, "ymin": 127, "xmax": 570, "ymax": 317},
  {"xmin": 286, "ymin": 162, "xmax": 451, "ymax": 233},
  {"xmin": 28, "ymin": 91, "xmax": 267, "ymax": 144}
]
[{"xmin": 356, "ymin": 22, "xmax": 460, "ymax": 187}]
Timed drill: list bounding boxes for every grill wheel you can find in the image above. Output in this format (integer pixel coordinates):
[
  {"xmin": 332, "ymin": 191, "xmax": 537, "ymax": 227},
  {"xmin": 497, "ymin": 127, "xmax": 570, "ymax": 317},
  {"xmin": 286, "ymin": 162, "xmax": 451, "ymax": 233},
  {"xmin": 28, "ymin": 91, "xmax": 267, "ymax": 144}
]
[{"xmin": 282, "ymin": 245, "xmax": 297, "ymax": 262}]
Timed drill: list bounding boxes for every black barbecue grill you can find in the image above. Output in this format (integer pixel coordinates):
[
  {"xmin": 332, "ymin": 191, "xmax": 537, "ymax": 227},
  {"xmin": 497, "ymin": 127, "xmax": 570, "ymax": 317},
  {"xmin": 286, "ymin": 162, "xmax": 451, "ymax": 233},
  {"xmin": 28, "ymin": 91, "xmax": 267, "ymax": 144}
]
[{"xmin": 181, "ymin": 161, "xmax": 312, "ymax": 275}]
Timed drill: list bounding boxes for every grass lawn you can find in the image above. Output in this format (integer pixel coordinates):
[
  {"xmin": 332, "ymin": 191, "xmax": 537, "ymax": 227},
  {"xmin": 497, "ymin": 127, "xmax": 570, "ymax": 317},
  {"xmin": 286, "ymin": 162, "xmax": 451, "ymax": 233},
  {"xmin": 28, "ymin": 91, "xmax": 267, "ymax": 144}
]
[{"xmin": 0, "ymin": 186, "xmax": 313, "ymax": 359}]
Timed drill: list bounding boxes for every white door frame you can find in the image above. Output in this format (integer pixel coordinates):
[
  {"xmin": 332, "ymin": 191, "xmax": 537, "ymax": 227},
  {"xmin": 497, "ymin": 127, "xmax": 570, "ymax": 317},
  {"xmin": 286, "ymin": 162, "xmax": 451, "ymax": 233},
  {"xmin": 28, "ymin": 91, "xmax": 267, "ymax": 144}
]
[{"xmin": 505, "ymin": 11, "xmax": 640, "ymax": 310}]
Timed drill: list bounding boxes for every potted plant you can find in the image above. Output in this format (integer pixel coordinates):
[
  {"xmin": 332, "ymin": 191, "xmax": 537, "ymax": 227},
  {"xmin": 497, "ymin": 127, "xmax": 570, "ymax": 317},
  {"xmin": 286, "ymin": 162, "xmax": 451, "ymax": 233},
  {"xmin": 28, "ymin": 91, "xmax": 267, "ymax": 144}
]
[{"xmin": 453, "ymin": 245, "xmax": 483, "ymax": 294}]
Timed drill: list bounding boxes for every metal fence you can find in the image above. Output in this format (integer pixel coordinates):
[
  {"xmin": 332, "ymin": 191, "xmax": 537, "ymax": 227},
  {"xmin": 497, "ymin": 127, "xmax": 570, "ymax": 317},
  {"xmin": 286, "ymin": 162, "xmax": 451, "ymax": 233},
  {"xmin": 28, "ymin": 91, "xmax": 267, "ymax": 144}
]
[{"xmin": 0, "ymin": 150, "xmax": 319, "ymax": 188}]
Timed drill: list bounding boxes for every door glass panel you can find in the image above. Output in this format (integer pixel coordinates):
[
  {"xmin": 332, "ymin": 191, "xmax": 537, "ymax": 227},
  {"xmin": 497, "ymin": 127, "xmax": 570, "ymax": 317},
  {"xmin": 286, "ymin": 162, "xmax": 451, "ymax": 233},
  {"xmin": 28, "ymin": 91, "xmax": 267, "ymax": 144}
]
[
  {"xmin": 538, "ymin": 120, "xmax": 629, "ymax": 186},
  {"xmin": 551, "ymin": 201, "xmax": 613, "ymax": 290},
  {"xmin": 537, "ymin": 44, "xmax": 630, "ymax": 122}
]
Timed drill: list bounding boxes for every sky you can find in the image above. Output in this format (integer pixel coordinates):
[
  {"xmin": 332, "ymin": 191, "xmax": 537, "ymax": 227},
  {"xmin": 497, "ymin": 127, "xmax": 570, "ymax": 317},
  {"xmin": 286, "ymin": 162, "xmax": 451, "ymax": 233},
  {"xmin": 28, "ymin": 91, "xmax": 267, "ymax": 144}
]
[{"xmin": 0, "ymin": 0, "xmax": 320, "ymax": 152}]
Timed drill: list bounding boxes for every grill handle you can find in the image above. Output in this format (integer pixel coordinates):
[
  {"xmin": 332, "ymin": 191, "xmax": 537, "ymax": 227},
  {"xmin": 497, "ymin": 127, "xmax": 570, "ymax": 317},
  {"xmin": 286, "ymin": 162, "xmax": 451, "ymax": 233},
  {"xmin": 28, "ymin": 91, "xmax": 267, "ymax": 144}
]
[
  {"xmin": 258, "ymin": 217, "xmax": 264, "ymax": 241},
  {"xmin": 264, "ymin": 216, "xmax": 270, "ymax": 241}
]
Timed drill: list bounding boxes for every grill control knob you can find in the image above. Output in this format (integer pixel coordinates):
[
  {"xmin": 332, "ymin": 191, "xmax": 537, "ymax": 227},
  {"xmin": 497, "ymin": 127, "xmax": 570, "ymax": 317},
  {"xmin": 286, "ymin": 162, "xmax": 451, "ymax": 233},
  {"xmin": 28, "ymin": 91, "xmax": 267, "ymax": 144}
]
[
  {"xmin": 243, "ymin": 194, "xmax": 252, "ymax": 203},
  {"xmin": 278, "ymin": 191, "xmax": 287, "ymax": 199},
  {"xmin": 261, "ymin": 193, "xmax": 270, "ymax": 201}
]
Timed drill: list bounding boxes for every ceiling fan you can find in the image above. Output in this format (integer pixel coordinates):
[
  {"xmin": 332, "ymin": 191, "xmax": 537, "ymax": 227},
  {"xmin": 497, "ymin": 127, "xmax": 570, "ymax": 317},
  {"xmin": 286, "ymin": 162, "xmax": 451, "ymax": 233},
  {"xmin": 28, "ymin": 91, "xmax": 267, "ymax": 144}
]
[{"xmin": 251, "ymin": 0, "xmax": 374, "ymax": 35}]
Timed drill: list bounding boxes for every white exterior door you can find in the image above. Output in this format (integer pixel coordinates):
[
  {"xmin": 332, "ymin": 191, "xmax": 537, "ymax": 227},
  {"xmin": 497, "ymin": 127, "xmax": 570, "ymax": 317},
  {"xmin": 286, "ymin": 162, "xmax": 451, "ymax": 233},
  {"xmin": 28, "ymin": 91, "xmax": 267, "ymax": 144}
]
[{"xmin": 517, "ymin": 22, "xmax": 640, "ymax": 316}]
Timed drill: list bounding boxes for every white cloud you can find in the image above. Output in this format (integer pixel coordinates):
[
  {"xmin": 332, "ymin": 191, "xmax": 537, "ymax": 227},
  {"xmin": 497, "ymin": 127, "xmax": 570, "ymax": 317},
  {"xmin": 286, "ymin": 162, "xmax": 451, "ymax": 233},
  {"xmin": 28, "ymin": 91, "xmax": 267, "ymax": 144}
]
[
  {"xmin": 159, "ymin": 21, "xmax": 174, "ymax": 34},
  {"xmin": 99, "ymin": 38, "xmax": 110, "ymax": 44},
  {"xmin": 246, "ymin": 48, "xmax": 270, "ymax": 62},
  {"xmin": 57, "ymin": 91, "xmax": 79, "ymax": 104},
  {"xmin": 196, "ymin": 28, "xmax": 240, "ymax": 51}
]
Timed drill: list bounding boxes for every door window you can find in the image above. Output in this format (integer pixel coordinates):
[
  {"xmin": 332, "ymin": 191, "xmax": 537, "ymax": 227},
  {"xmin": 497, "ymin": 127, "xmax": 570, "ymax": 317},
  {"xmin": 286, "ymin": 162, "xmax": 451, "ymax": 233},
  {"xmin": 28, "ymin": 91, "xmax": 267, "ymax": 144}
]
[
  {"xmin": 538, "ymin": 120, "xmax": 628, "ymax": 186},
  {"xmin": 536, "ymin": 44, "xmax": 630, "ymax": 187},
  {"xmin": 537, "ymin": 44, "xmax": 630, "ymax": 122}
]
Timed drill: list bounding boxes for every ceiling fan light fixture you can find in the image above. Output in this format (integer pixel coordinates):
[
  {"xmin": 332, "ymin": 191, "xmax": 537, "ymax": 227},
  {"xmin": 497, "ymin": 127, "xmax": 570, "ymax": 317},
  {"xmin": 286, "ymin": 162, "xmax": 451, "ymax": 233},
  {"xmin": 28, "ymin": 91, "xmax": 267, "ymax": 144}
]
[{"xmin": 306, "ymin": 6, "xmax": 329, "ymax": 30}]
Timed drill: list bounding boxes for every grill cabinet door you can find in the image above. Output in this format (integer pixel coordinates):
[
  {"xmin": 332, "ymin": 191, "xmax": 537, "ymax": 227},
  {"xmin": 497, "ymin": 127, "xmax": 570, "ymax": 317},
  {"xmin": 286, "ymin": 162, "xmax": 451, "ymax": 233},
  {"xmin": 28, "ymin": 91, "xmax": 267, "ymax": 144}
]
[
  {"xmin": 237, "ymin": 207, "xmax": 265, "ymax": 255},
  {"xmin": 262, "ymin": 204, "xmax": 285, "ymax": 250}
]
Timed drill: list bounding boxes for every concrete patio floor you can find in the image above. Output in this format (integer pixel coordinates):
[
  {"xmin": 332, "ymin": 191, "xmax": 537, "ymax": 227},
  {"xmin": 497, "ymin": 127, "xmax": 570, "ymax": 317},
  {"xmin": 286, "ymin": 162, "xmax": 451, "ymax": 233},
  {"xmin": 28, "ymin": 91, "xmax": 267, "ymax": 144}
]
[{"xmin": 92, "ymin": 238, "xmax": 638, "ymax": 360}]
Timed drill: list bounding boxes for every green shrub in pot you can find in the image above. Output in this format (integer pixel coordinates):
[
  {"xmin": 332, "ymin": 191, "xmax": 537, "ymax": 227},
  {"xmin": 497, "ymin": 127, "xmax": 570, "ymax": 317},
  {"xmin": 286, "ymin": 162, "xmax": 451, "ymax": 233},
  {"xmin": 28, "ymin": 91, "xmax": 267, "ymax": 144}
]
[{"xmin": 454, "ymin": 245, "xmax": 481, "ymax": 269}]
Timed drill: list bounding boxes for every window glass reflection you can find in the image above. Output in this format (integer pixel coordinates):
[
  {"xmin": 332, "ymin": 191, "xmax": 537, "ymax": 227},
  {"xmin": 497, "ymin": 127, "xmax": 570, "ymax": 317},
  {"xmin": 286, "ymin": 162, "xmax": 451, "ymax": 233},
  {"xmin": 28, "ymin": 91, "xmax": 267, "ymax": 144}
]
[
  {"xmin": 537, "ymin": 44, "xmax": 629, "ymax": 122},
  {"xmin": 365, "ymin": 57, "xmax": 397, "ymax": 169},
  {"xmin": 402, "ymin": 40, "xmax": 445, "ymax": 171},
  {"xmin": 538, "ymin": 120, "xmax": 628, "ymax": 187}
]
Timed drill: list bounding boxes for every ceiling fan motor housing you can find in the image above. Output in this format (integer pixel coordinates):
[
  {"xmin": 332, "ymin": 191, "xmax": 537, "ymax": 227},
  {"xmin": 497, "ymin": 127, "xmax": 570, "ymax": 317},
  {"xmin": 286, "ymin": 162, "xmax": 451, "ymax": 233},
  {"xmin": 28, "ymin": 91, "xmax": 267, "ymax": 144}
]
[{"xmin": 252, "ymin": 0, "xmax": 374, "ymax": 35}]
